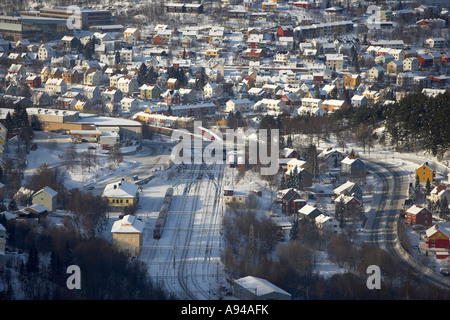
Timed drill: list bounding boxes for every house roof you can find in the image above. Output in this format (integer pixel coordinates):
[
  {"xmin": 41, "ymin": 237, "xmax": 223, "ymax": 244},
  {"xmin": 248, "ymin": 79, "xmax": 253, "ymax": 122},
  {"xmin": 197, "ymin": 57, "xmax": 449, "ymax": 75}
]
[
  {"xmin": 102, "ymin": 180, "xmax": 139, "ymax": 198},
  {"xmin": 406, "ymin": 205, "xmax": 430, "ymax": 215},
  {"xmin": 425, "ymin": 224, "xmax": 449, "ymax": 238},
  {"xmin": 111, "ymin": 214, "xmax": 144, "ymax": 234},
  {"xmin": 416, "ymin": 162, "xmax": 435, "ymax": 172},
  {"xmin": 34, "ymin": 186, "xmax": 58, "ymax": 198},
  {"xmin": 298, "ymin": 204, "xmax": 322, "ymax": 217},
  {"xmin": 333, "ymin": 180, "xmax": 359, "ymax": 194},
  {"xmin": 282, "ymin": 189, "xmax": 299, "ymax": 202}
]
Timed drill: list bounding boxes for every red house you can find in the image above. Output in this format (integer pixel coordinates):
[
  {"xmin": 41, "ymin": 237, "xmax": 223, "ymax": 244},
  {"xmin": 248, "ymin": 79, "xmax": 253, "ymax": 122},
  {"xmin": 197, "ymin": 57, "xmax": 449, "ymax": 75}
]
[
  {"xmin": 163, "ymin": 89, "xmax": 181, "ymax": 105},
  {"xmin": 425, "ymin": 225, "xmax": 450, "ymax": 250},
  {"xmin": 282, "ymin": 189, "xmax": 301, "ymax": 215},
  {"xmin": 418, "ymin": 54, "xmax": 433, "ymax": 68},
  {"xmin": 245, "ymin": 48, "xmax": 264, "ymax": 59},
  {"xmin": 26, "ymin": 75, "xmax": 41, "ymax": 88},
  {"xmin": 277, "ymin": 26, "xmax": 293, "ymax": 37},
  {"xmin": 405, "ymin": 205, "xmax": 432, "ymax": 227},
  {"xmin": 153, "ymin": 35, "xmax": 164, "ymax": 45},
  {"xmin": 335, "ymin": 194, "xmax": 361, "ymax": 216}
]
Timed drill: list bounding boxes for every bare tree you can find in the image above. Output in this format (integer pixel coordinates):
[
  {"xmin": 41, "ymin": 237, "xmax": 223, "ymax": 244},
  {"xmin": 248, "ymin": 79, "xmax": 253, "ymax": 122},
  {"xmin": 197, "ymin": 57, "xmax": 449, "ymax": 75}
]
[
  {"xmin": 81, "ymin": 148, "xmax": 97, "ymax": 173},
  {"xmin": 63, "ymin": 143, "xmax": 78, "ymax": 171}
]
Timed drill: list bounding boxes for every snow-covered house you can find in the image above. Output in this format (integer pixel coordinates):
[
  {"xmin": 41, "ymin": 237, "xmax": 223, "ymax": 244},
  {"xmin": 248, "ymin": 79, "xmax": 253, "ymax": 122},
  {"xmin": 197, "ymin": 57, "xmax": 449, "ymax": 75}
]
[
  {"xmin": 111, "ymin": 214, "xmax": 144, "ymax": 257},
  {"xmin": 45, "ymin": 78, "xmax": 67, "ymax": 95}
]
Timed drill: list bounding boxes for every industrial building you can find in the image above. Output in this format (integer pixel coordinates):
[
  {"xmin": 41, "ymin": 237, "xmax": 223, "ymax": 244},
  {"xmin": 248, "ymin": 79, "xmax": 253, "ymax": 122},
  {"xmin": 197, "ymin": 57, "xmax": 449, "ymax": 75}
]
[
  {"xmin": 20, "ymin": 7, "xmax": 112, "ymax": 30},
  {"xmin": 0, "ymin": 15, "xmax": 70, "ymax": 41}
]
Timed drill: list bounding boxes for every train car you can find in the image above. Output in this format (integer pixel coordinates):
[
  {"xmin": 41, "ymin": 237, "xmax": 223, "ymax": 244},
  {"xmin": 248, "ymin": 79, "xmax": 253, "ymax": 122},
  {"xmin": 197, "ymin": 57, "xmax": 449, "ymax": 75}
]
[{"xmin": 153, "ymin": 188, "xmax": 174, "ymax": 239}]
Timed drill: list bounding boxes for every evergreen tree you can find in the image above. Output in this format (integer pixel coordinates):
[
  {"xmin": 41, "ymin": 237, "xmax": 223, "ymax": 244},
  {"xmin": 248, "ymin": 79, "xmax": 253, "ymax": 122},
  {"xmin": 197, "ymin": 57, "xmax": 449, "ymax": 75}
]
[
  {"xmin": 280, "ymin": 174, "xmax": 286, "ymax": 189},
  {"xmin": 290, "ymin": 218, "xmax": 299, "ymax": 241},
  {"xmin": 335, "ymin": 197, "xmax": 346, "ymax": 228},
  {"xmin": 8, "ymin": 198, "xmax": 17, "ymax": 211},
  {"xmin": 26, "ymin": 246, "xmax": 40, "ymax": 275},
  {"xmin": 137, "ymin": 63, "xmax": 148, "ymax": 86},
  {"xmin": 414, "ymin": 174, "xmax": 421, "ymax": 202},
  {"xmin": 439, "ymin": 197, "xmax": 449, "ymax": 220},
  {"xmin": 425, "ymin": 178, "xmax": 432, "ymax": 196}
]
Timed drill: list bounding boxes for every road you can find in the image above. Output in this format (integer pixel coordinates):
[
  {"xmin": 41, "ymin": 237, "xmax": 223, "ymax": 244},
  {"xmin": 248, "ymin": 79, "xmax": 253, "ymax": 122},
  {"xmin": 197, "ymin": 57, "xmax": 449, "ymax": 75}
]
[{"xmin": 363, "ymin": 157, "xmax": 450, "ymax": 291}]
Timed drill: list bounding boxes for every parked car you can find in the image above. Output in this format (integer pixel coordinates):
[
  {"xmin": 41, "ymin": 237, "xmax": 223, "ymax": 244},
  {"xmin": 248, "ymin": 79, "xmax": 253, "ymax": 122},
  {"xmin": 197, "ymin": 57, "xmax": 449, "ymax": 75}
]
[{"xmin": 440, "ymin": 268, "xmax": 449, "ymax": 276}]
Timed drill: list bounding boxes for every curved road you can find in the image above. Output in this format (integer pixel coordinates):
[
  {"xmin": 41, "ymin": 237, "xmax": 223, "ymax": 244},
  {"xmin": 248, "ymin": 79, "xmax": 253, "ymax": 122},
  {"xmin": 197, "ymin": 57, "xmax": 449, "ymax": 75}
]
[{"xmin": 363, "ymin": 158, "xmax": 450, "ymax": 291}]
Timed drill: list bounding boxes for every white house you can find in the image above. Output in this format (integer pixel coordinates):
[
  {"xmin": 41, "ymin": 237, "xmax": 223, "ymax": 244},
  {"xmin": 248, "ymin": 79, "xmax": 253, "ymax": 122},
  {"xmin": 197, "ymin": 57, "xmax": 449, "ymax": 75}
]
[
  {"xmin": 403, "ymin": 57, "xmax": 419, "ymax": 71},
  {"xmin": 121, "ymin": 97, "xmax": 140, "ymax": 113},
  {"xmin": 38, "ymin": 45, "xmax": 55, "ymax": 61},
  {"xmin": 84, "ymin": 69, "xmax": 103, "ymax": 86},
  {"xmin": 203, "ymin": 82, "xmax": 220, "ymax": 98},
  {"xmin": 45, "ymin": 78, "xmax": 67, "ymax": 95},
  {"xmin": 425, "ymin": 37, "xmax": 446, "ymax": 49},
  {"xmin": 226, "ymin": 98, "xmax": 252, "ymax": 113},
  {"xmin": 118, "ymin": 76, "xmax": 139, "ymax": 96},
  {"xmin": 351, "ymin": 95, "xmax": 368, "ymax": 107}
]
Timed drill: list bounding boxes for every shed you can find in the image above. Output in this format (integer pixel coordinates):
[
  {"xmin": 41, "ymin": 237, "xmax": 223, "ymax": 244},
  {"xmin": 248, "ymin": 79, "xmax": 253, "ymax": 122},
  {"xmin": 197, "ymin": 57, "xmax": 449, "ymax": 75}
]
[{"xmin": 233, "ymin": 276, "xmax": 291, "ymax": 300}]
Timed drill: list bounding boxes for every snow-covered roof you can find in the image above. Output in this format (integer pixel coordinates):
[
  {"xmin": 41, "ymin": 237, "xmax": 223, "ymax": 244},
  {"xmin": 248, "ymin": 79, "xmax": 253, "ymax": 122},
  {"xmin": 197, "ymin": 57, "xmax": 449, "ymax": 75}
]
[
  {"xmin": 111, "ymin": 214, "xmax": 144, "ymax": 234},
  {"xmin": 34, "ymin": 186, "xmax": 58, "ymax": 198},
  {"xmin": 333, "ymin": 180, "xmax": 358, "ymax": 194},
  {"xmin": 102, "ymin": 180, "xmax": 139, "ymax": 198},
  {"xmin": 234, "ymin": 276, "xmax": 291, "ymax": 298},
  {"xmin": 406, "ymin": 205, "xmax": 430, "ymax": 215}
]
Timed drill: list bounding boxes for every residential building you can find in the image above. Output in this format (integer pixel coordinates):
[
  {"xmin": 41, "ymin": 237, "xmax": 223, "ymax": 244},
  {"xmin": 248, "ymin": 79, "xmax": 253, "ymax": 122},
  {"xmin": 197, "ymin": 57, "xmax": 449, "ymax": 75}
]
[
  {"xmin": 321, "ymin": 99, "xmax": 347, "ymax": 113},
  {"xmin": 111, "ymin": 214, "xmax": 144, "ymax": 257},
  {"xmin": 334, "ymin": 180, "xmax": 363, "ymax": 201},
  {"xmin": 415, "ymin": 162, "xmax": 436, "ymax": 184},
  {"xmin": 405, "ymin": 205, "xmax": 432, "ymax": 227},
  {"xmin": 351, "ymin": 95, "xmax": 368, "ymax": 108},
  {"xmin": 325, "ymin": 54, "xmax": 344, "ymax": 70},
  {"xmin": 341, "ymin": 156, "xmax": 365, "ymax": 177},
  {"xmin": 334, "ymin": 194, "xmax": 361, "ymax": 216},
  {"xmin": 223, "ymin": 187, "xmax": 246, "ymax": 205},
  {"xmin": 282, "ymin": 189, "xmax": 301, "ymax": 215},
  {"xmin": 225, "ymin": 98, "xmax": 252, "ymax": 113},
  {"xmin": 298, "ymin": 204, "xmax": 324, "ymax": 221},
  {"xmin": 386, "ymin": 60, "xmax": 403, "ymax": 75},
  {"xmin": 428, "ymin": 185, "xmax": 450, "ymax": 204},
  {"xmin": 424, "ymin": 225, "xmax": 450, "ymax": 250},
  {"xmin": 318, "ymin": 148, "xmax": 345, "ymax": 167},
  {"xmin": 343, "ymin": 73, "xmax": 361, "ymax": 88},
  {"xmin": 369, "ymin": 66, "xmax": 384, "ymax": 82},
  {"xmin": 45, "ymin": 78, "xmax": 67, "ymax": 95},
  {"xmin": 403, "ymin": 57, "xmax": 419, "ymax": 71},
  {"xmin": 102, "ymin": 179, "xmax": 140, "ymax": 211},
  {"xmin": 140, "ymin": 84, "xmax": 162, "ymax": 100},
  {"xmin": 32, "ymin": 186, "xmax": 58, "ymax": 212},
  {"xmin": 117, "ymin": 76, "xmax": 138, "ymax": 96}
]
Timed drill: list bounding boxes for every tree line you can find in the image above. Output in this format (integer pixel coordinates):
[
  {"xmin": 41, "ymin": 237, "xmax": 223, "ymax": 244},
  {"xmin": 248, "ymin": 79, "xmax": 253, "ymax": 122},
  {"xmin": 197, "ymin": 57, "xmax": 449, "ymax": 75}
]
[{"xmin": 383, "ymin": 92, "xmax": 450, "ymax": 159}]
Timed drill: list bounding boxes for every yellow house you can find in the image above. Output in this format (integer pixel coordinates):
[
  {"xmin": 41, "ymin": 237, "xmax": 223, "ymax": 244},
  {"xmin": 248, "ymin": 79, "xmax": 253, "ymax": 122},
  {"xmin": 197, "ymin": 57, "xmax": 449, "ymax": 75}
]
[
  {"xmin": 363, "ymin": 90, "xmax": 381, "ymax": 104},
  {"xmin": 286, "ymin": 158, "xmax": 312, "ymax": 174},
  {"xmin": 102, "ymin": 179, "xmax": 140, "ymax": 211},
  {"xmin": 415, "ymin": 162, "xmax": 436, "ymax": 184},
  {"xmin": 111, "ymin": 214, "xmax": 144, "ymax": 257},
  {"xmin": 223, "ymin": 187, "xmax": 246, "ymax": 206},
  {"xmin": 0, "ymin": 122, "xmax": 7, "ymax": 147},
  {"xmin": 343, "ymin": 74, "xmax": 361, "ymax": 88},
  {"xmin": 205, "ymin": 49, "xmax": 221, "ymax": 57}
]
